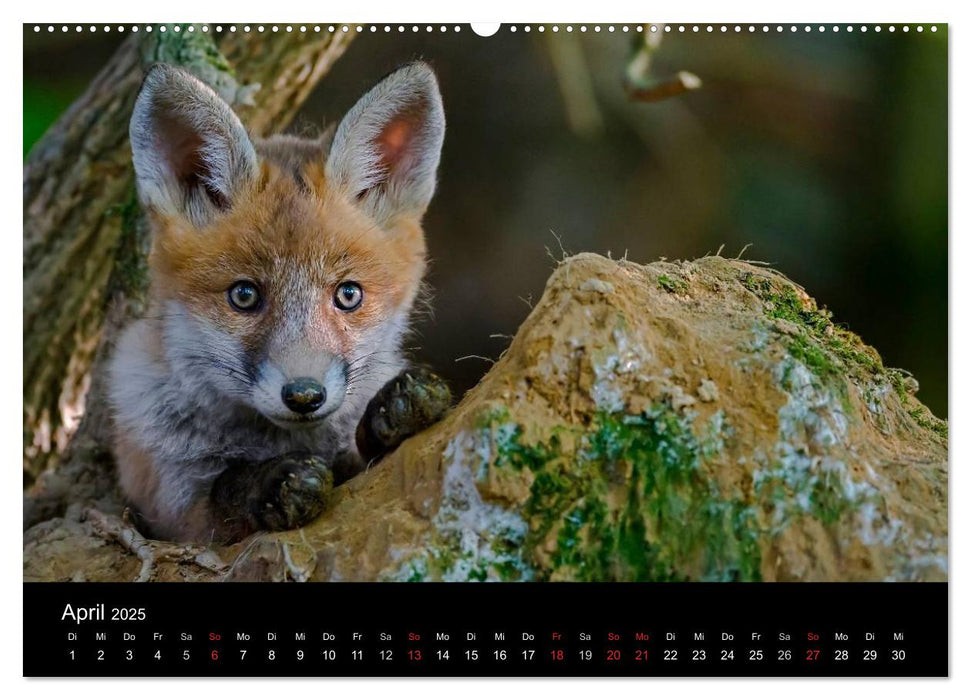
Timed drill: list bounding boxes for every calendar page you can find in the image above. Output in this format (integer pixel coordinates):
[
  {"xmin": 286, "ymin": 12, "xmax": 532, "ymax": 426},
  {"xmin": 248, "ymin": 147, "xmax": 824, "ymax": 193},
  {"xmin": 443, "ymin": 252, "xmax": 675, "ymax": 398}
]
[{"xmin": 22, "ymin": 17, "xmax": 948, "ymax": 678}]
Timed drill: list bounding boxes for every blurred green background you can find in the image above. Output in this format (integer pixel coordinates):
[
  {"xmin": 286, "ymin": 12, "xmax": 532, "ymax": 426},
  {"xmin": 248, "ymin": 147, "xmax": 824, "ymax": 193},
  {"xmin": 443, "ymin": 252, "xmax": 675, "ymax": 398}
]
[{"xmin": 24, "ymin": 25, "xmax": 948, "ymax": 417}]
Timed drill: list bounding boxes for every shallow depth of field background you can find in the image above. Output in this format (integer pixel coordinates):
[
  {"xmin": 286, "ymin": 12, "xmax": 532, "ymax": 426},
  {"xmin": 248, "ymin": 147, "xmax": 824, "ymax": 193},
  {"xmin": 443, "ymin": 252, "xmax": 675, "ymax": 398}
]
[{"xmin": 23, "ymin": 26, "xmax": 948, "ymax": 417}]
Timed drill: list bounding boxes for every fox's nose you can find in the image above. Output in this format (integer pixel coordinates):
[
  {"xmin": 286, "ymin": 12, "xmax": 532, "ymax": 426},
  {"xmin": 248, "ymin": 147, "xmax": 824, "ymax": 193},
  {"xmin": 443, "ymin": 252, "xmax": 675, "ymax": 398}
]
[{"xmin": 281, "ymin": 378, "xmax": 325, "ymax": 414}]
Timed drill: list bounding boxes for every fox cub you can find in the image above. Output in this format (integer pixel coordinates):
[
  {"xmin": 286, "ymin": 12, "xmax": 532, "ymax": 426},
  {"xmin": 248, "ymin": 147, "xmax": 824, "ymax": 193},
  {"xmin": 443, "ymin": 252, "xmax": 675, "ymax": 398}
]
[{"xmin": 109, "ymin": 62, "xmax": 451, "ymax": 543}]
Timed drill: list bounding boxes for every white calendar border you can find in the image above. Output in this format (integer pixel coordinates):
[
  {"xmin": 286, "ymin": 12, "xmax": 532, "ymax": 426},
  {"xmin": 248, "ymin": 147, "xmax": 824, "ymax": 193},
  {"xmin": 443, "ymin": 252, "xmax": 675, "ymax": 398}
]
[{"xmin": 5, "ymin": 0, "xmax": 965, "ymax": 695}]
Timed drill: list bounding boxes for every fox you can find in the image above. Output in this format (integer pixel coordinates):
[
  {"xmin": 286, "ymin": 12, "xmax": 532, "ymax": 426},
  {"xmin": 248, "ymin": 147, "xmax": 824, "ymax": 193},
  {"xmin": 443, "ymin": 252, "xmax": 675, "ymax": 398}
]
[{"xmin": 107, "ymin": 62, "xmax": 451, "ymax": 544}]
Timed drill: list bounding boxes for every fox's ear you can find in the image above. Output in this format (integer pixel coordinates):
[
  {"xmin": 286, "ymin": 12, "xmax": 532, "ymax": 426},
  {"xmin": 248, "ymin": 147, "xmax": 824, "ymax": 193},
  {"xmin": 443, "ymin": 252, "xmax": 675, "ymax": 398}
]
[
  {"xmin": 129, "ymin": 64, "xmax": 258, "ymax": 226},
  {"xmin": 327, "ymin": 62, "xmax": 445, "ymax": 224}
]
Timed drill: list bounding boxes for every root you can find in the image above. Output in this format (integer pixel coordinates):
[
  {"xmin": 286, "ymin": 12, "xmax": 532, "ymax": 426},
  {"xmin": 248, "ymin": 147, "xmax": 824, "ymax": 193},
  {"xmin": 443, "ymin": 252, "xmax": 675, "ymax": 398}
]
[
  {"xmin": 281, "ymin": 532, "xmax": 317, "ymax": 582},
  {"xmin": 83, "ymin": 507, "xmax": 228, "ymax": 582}
]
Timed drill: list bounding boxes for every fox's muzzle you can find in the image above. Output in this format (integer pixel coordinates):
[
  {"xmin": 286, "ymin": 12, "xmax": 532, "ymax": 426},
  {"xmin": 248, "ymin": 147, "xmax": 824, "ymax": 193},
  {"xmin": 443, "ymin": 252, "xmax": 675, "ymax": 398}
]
[{"xmin": 281, "ymin": 377, "xmax": 326, "ymax": 415}]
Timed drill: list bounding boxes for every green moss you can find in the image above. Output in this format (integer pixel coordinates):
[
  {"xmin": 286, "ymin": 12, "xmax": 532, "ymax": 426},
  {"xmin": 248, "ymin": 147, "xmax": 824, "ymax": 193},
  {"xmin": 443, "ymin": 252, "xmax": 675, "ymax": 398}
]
[
  {"xmin": 742, "ymin": 271, "xmax": 890, "ymax": 380},
  {"xmin": 781, "ymin": 335, "xmax": 854, "ymax": 415},
  {"xmin": 485, "ymin": 407, "xmax": 762, "ymax": 582},
  {"xmin": 408, "ymin": 521, "xmax": 530, "ymax": 583},
  {"xmin": 787, "ymin": 333, "xmax": 838, "ymax": 379},
  {"xmin": 884, "ymin": 369, "xmax": 947, "ymax": 440},
  {"xmin": 889, "ymin": 369, "xmax": 910, "ymax": 401},
  {"xmin": 740, "ymin": 270, "xmax": 950, "ymax": 428},
  {"xmin": 402, "ymin": 562, "xmax": 428, "ymax": 583},
  {"xmin": 658, "ymin": 274, "xmax": 688, "ymax": 294},
  {"xmin": 766, "ymin": 287, "xmax": 831, "ymax": 335},
  {"xmin": 493, "ymin": 423, "xmax": 561, "ymax": 473},
  {"xmin": 489, "ymin": 534, "xmax": 532, "ymax": 581},
  {"xmin": 142, "ymin": 25, "xmax": 233, "ymax": 75},
  {"xmin": 811, "ymin": 471, "xmax": 855, "ymax": 524},
  {"xmin": 105, "ymin": 186, "xmax": 149, "ymax": 303},
  {"xmin": 389, "ymin": 416, "xmax": 534, "ymax": 582},
  {"xmin": 909, "ymin": 406, "xmax": 948, "ymax": 440},
  {"xmin": 755, "ymin": 459, "xmax": 864, "ymax": 528},
  {"xmin": 139, "ymin": 26, "xmax": 248, "ymax": 107}
]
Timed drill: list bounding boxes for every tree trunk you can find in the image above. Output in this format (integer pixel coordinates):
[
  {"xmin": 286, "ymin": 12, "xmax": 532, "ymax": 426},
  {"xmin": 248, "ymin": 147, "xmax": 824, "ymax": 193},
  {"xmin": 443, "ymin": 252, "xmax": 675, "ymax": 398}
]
[{"xmin": 23, "ymin": 27, "xmax": 353, "ymax": 521}]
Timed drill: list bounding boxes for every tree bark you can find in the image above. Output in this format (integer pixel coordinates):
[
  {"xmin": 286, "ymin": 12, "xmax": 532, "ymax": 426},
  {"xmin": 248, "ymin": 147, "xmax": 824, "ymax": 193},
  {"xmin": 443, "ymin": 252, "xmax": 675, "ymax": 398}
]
[{"xmin": 23, "ymin": 27, "xmax": 353, "ymax": 515}]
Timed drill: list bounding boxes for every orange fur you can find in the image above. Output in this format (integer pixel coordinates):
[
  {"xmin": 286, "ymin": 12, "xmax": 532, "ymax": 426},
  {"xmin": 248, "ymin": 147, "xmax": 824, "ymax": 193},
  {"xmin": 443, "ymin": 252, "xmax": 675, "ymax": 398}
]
[
  {"xmin": 150, "ymin": 158, "xmax": 427, "ymax": 356},
  {"xmin": 112, "ymin": 62, "xmax": 444, "ymax": 542}
]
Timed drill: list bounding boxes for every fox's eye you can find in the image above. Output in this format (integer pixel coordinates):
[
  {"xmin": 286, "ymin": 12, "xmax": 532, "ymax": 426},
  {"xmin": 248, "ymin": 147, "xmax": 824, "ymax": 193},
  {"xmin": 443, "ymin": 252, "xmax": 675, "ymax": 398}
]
[
  {"xmin": 334, "ymin": 281, "xmax": 363, "ymax": 312},
  {"xmin": 227, "ymin": 281, "xmax": 262, "ymax": 312}
]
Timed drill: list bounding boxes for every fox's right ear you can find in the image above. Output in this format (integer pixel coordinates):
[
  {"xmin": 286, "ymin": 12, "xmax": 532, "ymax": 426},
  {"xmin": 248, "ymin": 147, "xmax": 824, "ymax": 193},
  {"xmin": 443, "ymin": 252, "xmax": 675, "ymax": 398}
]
[
  {"xmin": 129, "ymin": 64, "xmax": 258, "ymax": 226},
  {"xmin": 327, "ymin": 62, "xmax": 445, "ymax": 225}
]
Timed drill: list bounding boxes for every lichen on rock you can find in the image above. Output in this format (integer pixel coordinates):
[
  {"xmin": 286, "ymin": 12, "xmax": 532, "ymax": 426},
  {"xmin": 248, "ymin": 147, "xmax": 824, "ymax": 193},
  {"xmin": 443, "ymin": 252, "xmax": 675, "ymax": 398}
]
[{"xmin": 23, "ymin": 254, "xmax": 947, "ymax": 583}]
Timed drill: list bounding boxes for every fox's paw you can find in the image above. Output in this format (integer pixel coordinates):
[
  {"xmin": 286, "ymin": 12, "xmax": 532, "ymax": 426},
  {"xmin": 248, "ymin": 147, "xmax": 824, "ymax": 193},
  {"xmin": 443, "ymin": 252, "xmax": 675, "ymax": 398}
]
[
  {"xmin": 250, "ymin": 452, "xmax": 334, "ymax": 532},
  {"xmin": 357, "ymin": 367, "xmax": 452, "ymax": 461}
]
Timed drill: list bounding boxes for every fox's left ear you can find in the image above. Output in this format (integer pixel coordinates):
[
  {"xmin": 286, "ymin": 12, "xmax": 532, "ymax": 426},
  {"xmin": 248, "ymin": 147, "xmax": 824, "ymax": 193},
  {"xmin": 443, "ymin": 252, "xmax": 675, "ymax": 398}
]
[
  {"xmin": 130, "ymin": 64, "xmax": 258, "ymax": 226},
  {"xmin": 327, "ymin": 62, "xmax": 445, "ymax": 224}
]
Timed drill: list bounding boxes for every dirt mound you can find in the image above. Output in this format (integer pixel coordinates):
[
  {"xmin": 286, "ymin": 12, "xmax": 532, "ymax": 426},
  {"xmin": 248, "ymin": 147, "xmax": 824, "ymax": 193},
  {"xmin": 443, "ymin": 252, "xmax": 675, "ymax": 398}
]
[{"xmin": 24, "ymin": 254, "xmax": 947, "ymax": 582}]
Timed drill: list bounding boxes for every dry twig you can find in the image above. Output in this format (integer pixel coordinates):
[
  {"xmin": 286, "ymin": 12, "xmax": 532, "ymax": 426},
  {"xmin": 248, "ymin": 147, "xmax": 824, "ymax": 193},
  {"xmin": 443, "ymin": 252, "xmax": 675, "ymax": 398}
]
[
  {"xmin": 83, "ymin": 507, "xmax": 228, "ymax": 582},
  {"xmin": 625, "ymin": 26, "xmax": 702, "ymax": 103}
]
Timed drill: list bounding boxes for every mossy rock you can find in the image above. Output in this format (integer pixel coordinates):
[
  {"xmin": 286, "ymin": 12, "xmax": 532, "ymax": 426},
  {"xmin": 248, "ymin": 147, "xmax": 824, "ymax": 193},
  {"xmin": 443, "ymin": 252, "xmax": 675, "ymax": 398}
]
[{"xmin": 23, "ymin": 254, "xmax": 947, "ymax": 582}]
